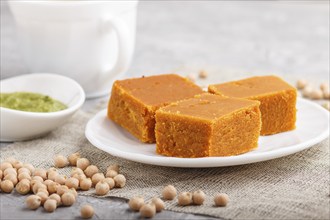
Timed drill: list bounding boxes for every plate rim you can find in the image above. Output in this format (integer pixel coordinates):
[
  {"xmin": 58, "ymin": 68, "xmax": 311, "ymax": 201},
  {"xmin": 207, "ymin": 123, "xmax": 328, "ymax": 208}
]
[{"xmin": 85, "ymin": 98, "xmax": 329, "ymax": 168}]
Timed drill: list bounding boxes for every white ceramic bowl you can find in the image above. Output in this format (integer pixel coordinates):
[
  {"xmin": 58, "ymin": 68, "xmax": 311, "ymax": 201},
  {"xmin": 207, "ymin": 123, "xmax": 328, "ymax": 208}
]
[{"xmin": 0, "ymin": 73, "xmax": 85, "ymax": 142}]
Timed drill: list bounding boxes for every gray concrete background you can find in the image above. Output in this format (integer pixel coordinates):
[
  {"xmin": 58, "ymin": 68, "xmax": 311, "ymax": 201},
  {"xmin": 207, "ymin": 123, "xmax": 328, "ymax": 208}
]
[{"xmin": 1, "ymin": 1, "xmax": 329, "ymax": 219}]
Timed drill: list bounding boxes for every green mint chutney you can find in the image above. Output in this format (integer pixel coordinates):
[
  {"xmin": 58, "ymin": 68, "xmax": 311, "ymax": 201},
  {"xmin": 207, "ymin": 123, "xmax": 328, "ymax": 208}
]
[{"xmin": 0, "ymin": 92, "xmax": 67, "ymax": 113}]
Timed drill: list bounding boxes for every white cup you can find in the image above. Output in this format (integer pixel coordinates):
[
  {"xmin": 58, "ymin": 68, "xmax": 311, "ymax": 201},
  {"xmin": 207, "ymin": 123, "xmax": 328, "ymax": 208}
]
[{"xmin": 8, "ymin": 0, "xmax": 138, "ymax": 98}]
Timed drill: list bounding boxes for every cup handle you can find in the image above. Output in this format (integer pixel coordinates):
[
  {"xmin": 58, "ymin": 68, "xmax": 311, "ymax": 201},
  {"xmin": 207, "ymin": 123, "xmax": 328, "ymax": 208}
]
[{"xmin": 101, "ymin": 16, "xmax": 131, "ymax": 83}]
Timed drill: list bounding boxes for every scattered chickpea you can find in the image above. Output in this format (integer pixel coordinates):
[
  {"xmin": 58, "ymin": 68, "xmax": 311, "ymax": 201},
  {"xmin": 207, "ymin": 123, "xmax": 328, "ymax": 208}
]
[
  {"xmin": 296, "ymin": 79, "xmax": 308, "ymax": 90},
  {"xmin": 18, "ymin": 172, "xmax": 31, "ymax": 182},
  {"xmin": 71, "ymin": 167, "xmax": 84, "ymax": 177},
  {"xmin": 32, "ymin": 175, "xmax": 44, "ymax": 183},
  {"xmin": 92, "ymin": 173, "xmax": 105, "ymax": 186},
  {"xmin": 4, "ymin": 167, "xmax": 17, "ymax": 176},
  {"xmin": 84, "ymin": 165, "xmax": 99, "ymax": 178},
  {"xmin": 47, "ymin": 167, "xmax": 57, "ymax": 173},
  {"xmin": 95, "ymin": 181, "xmax": 109, "ymax": 196},
  {"xmin": 57, "ymin": 185, "xmax": 69, "ymax": 196},
  {"xmin": 302, "ymin": 86, "xmax": 313, "ymax": 98},
  {"xmin": 114, "ymin": 174, "xmax": 126, "ymax": 188},
  {"xmin": 43, "ymin": 179, "xmax": 53, "ymax": 186},
  {"xmin": 72, "ymin": 173, "xmax": 86, "ymax": 182},
  {"xmin": 32, "ymin": 182, "xmax": 47, "ymax": 194},
  {"xmin": 310, "ymin": 89, "xmax": 323, "ymax": 100},
  {"xmin": 140, "ymin": 203, "xmax": 156, "ymax": 218},
  {"xmin": 106, "ymin": 170, "xmax": 118, "ymax": 178},
  {"xmin": 178, "ymin": 192, "xmax": 193, "ymax": 206},
  {"xmin": 65, "ymin": 177, "xmax": 79, "ymax": 190},
  {"xmin": 4, "ymin": 173, "xmax": 18, "ymax": 185},
  {"xmin": 192, "ymin": 190, "xmax": 206, "ymax": 205},
  {"xmin": 81, "ymin": 204, "xmax": 94, "ymax": 219},
  {"xmin": 1, "ymin": 179, "xmax": 14, "ymax": 193},
  {"xmin": 214, "ymin": 193, "xmax": 229, "ymax": 207},
  {"xmin": 54, "ymin": 155, "xmax": 69, "ymax": 168},
  {"xmin": 15, "ymin": 179, "xmax": 31, "ymax": 195},
  {"xmin": 44, "ymin": 199, "xmax": 57, "ymax": 212},
  {"xmin": 12, "ymin": 161, "xmax": 23, "ymax": 170},
  {"xmin": 49, "ymin": 193, "xmax": 62, "ymax": 206},
  {"xmin": 47, "ymin": 171, "xmax": 59, "ymax": 181},
  {"xmin": 151, "ymin": 197, "xmax": 165, "ymax": 212},
  {"xmin": 107, "ymin": 164, "xmax": 120, "ymax": 173},
  {"xmin": 102, "ymin": 178, "xmax": 115, "ymax": 189},
  {"xmin": 68, "ymin": 152, "xmax": 81, "ymax": 166},
  {"xmin": 26, "ymin": 195, "xmax": 41, "ymax": 210},
  {"xmin": 323, "ymin": 89, "xmax": 330, "ymax": 99},
  {"xmin": 320, "ymin": 82, "xmax": 329, "ymax": 92},
  {"xmin": 38, "ymin": 188, "xmax": 50, "ymax": 196},
  {"xmin": 162, "ymin": 185, "xmax": 177, "ymax": 200},
  {"xmin": 199, "ymin": 70, "xmax": 208, "ymax": 79},
  {"xmin": 34, "ymin": 168, "xmax": 47, "ymax": 180},
  {"xmin": 47, "ymin": 182, "xmax": 60, "ymax": 194},
  {"xmin": 80, "ymin": 178, "xmax": 92, "ymax": 191},
  {"xmin": 55, "ymin": 174, "xmax": 67, "ymax": 185},
  {"xmin": 36, "ymin": 191, "xmax": 49, "ymax": 205},
  {"xmin": 76, "ymin": 158, "xmax": 90, "ymax": 171},
  {"xmin": 61, "ymin": 192, "xmax": 76, "ymax": 206},
  {"xmin": 128, "ymin": 196, "xmax": 144, "ymax": 211},
  {"xmin": 18, "ymin": 167, "xmax": 31, "ymax": 175},
  {"xmin": 22, "ymin": 163, "xmax": 35, "ymax": 174},
  {"xmin": 4, "ymin": 157, "xmax": 18, "ymax": 166},
  {"xmin": 1, "ymin": 162, "xmax": 13, "ymax": 171},
  {"xmin": 68, "ymin": 188, "xmax": 78, "ymax": 199}
]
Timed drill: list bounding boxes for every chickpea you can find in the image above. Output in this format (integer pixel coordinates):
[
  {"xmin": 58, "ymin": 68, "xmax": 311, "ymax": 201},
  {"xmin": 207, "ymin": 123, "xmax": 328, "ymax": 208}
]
[
  {"xmin": 310, "ymin": 89, "xmax": 323, "ymax": 100},
  {"xmin": 323, "ymin": 89, "xmax": 330, "ymax": 99},
  {"xmin": 76, "ymin": 158, "xmax": 90, "ymax": 171},
  {"xmin": 71, "ymin": 167, "xmax": 84, "ymax": 177},
  {"xmin": 36, "ymin": 191, "xmax": 49, "ymax": 205},
  {"xmin": 95, "ymin": 181, "xmax": 109, "ymax": 196},
  {"xmin": 1, "ymin": 162, "xmax": 13, "ymax": 171},
  {"xmin": 23, "ymin": 163, "xmax": 35, "ymax": 174},
  {"xmin": 43, "ymin": 179, "xmax": 53, "ymax": 186},
  {"xmin": 178, "ymin": 192, "xmax": 193, "ymax": 206},
  {"xmin": 65, "ymin": 177, "xmax": 79, "ymax": 190},
  {"xmin": 49, "ymin": 193, "xmax": 62, "ymax": 206},
  {"xmin": 92, "ymin": 173, "xmax": 105, "ymax": 186},
  {"xmin": 15, "ymin": 179, "xmax": 31, "ymax": 195},
  {"xmin": 18, "ymin": 172, "xmax": 31, "ymax": 182},
  {"xmin": 32, "ymin": 175, "xmax": 44, "ymax": 183},
  {"xmin": 80, "ymin": 204, "xmax": 94, "ymax": 219},
  {"xmin": 4, "ymin": 173, "xmax": 18, "ymax": 185},
  {"xmin": 140, "ymin": 203, "xmax": 156, "ymax": 218},
  {"xmin": 199, "ymin": 70, "xmax": 208, "ymax": 79},
  {"xmin": 61, "ymin": 192, "xmax": 76, "ymax": 206},
  {"xmin": 54, "ymin": 155, "xmax": 69, "ymax": 168},
  {"xmin": 1, "ymin": 179, "xmax": 14, "ymax": 193},
  {"xmin": 84, "ymin": 165, "xmax": 99, "ymax": 178},
  {"xmin": 80, "ymin": 178, "xmax": 92, "ymax": 191},
  {"xmin": 55, "ymin": 174, "xmax": 67, "ymax": 185},
  {"xmin": 107, "ymin": 164, "xmax": 120, "ymax": 173},
  {"xmin": 47, "ymin": 171, "xmax": 59, "ymax": 181},
  {"xmin": 151, "ymin": 197, "xmax": 165, "ymax": 212},
  {"xmin": 26, "ymin": 195, "xmax": 41, "ymax": 210},
  {"xmin": 18, "ymin": 167, "xmax": 31, "ymax": 175},
  {"xmin": 320, "ymin": 82, "xmax": 329, "ymax": 92},
  {"xmin": 37, "ymin": 188, "xmax": 50, "ymax": 196},
  {"xmin": 72, "ymin": 173, "xmax": 86, "ymax": 182},
  {"xmin": 57, "ymin": 185, "xmax": 69, "ymax": 196},
  {"xmin": 302, "ymin": 86, "xmax": 313, "ymax": 98},
  {"xmin": 128, "ymin": 196, "xmax": 144, "ymax": 211},
  {"xmin": 105, "ymin": 170, "xmax": 118, "ymax": 178},
  {"xmin": 113, "ymin": 174, "xmax": 126, "ymax": 188},
  {"xmin": 162, "ymin": 185, "xmax": 177, "ymax": 200},
  {"xmin": 296, "ymin": 79, "xmax": 308, "ymax": 90},
  {"xmin": 101, "ymin": 178, "xmax": 115, "ymax": 189},
  {"xmin": 47, "ymin": 167, "xmax": 58, "ymax": 173},
  {"xmin": 44, "ymin": 199, "xmax": 57, "ymax": 212},
  {"xmin": 48, "ymin": 182, "xmax": 60, "ymax": 194},
  {"xmin": 12, "ymin": 161, "xmax": 23, "ymax": 170},
  {"xmin": 68, "ymin": 152, "xmax": 81, "ymax": 166},
  {"xmin": 32, "ymin": 182, "xmax": 47, "ymax": 194},
  {"xmin": 192, "ymin": 190, "xmax": 206, "ymax": 205},
  {"xmin": 34, "ymin": 168, "xmax": 47, "ymax": 180},
  {"xmin": 4, "ymin": 167, "xmax": 17, "ymax": 176},
  {"xmin": 68, "ymin": 188, "xmax": 78, "ymax": 199},
  {"xmin": 214, "ymin": 193, "xmax": 229, "ymax": 207},
  {"xmin": 4, "ymin": 157, "xmax": 18, "ymax": 166}
]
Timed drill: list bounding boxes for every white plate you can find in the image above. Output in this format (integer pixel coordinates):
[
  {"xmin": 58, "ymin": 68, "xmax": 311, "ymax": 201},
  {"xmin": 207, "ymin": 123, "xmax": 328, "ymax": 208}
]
[{"xmin": 85, "ymin": 98, "xmax": 329, "ymax": 168}]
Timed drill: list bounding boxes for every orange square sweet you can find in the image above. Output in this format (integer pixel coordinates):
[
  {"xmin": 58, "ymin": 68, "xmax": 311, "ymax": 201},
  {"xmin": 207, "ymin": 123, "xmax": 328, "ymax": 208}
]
[
  {"xmin": 155, "ymin": 94, "xmax": 261, "ymax": 158},
  {"xmin": 208, "ymin": 75, "xmax": 297, "ymax": 135},
  {"xmin": 107, "ymin": 74, "xmax": 203, "ymax": 143}
]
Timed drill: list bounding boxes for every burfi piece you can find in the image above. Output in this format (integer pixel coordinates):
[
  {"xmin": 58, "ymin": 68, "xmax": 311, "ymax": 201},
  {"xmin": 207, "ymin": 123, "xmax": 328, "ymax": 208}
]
[
  {"xmin": 108, "ymin": 74, "xmax": 203, "ymax": 143},
  {"xmin": 208, "ymin": 75, "xmax": 297, "ymax": 135},
  {"xmin": 155, "ymin": 94, "xmax": 261, "ymax": 158}
]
